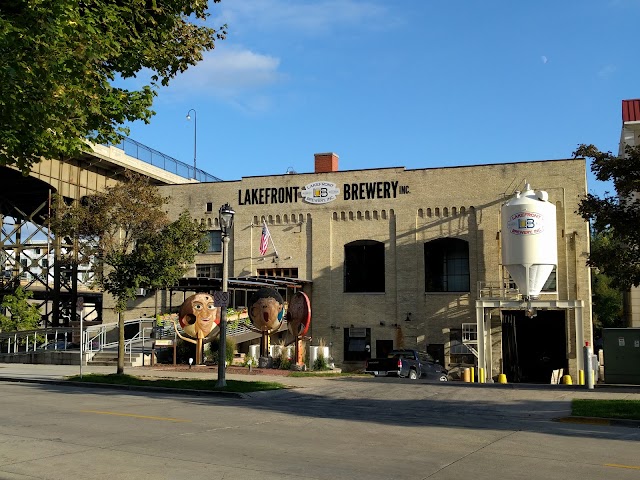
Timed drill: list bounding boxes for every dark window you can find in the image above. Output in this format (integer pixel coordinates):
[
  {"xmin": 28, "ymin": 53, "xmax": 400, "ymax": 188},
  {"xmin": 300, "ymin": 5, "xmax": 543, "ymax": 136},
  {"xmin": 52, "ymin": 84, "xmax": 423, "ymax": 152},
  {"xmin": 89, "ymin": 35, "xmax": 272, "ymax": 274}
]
[
  {"xmin": 206, "ymin": 202, "xmax": 213, "ymax": 213},
  {"xmin": 424, "ymin": 238, "xmax": 470, "ymax": 292},
  {"xmin": 205, "ymin": 231, "xmax": 222, "ymax": 253},
  {"xmin": 343, "ymin": 327, "xmax": 371, "ymax": 361},
  {"xmin": 41, "ymin": 259, "xmax": 49, "ymax": 268},
  {"xmin": 344, "ymin": 240, "xmax": 385, "ymax": 293},
  {"xmin": 233, "ymin": 290, "xmax": 247, "ymax": 309},
  {"xmin": 541, "ymin": 267, "xmax": 557, "ymax": 292},
  {"xmin": 196, "ymin": 264, "xmax": 222, "ymax": 278}
]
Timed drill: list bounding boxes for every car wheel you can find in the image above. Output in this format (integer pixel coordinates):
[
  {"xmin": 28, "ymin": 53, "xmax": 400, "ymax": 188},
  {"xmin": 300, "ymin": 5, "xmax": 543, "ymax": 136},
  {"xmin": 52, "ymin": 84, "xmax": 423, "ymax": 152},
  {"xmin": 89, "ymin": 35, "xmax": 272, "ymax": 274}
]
[
  {"xmin": 408, "ymin": 369, "xmax": 418, "ymax": 380},
  {"xmin": 438, "ymin": 373, "xmax": 449, "ymax": 382}
]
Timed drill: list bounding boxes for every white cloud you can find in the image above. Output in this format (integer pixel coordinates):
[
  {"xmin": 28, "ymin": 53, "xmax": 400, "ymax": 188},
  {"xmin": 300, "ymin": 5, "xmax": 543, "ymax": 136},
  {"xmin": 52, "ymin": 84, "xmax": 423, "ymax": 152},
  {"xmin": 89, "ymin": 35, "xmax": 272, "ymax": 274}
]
[
  {"xmin": 167, "ymin": 46, "xmax": 283, "ymax": 102},
  {"xmin": 160, "ymin": 0, "xmax": 392, "ymax": 112}
]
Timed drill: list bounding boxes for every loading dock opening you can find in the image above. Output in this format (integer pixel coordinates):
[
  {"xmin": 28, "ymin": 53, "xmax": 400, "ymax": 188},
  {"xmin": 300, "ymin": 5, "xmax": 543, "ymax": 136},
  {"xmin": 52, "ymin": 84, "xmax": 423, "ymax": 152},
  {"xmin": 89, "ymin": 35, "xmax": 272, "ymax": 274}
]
[
  {"xmin": 502, "ymin": 309, "xmax": 567, "ymax": 383},
  {"xmin": 476, "ymin": 298, "xmax": 585, "ymax": 384}
]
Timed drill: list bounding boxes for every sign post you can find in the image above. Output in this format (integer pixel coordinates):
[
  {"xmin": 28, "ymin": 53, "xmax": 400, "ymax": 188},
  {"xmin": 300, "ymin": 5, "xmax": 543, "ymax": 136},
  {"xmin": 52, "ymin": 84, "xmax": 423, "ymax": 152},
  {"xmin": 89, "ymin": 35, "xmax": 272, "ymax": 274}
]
[{"xmin": 76, "ymin": 297, "xmax": 84, "ymax": 379}]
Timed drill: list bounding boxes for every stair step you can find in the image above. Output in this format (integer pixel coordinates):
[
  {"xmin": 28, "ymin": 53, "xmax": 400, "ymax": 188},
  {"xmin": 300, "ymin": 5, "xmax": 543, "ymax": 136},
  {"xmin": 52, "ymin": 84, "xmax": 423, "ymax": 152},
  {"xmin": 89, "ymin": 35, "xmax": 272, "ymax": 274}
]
[{"xmin": 88, "ymin": 350, "xmax": 147, "ymax": 367}]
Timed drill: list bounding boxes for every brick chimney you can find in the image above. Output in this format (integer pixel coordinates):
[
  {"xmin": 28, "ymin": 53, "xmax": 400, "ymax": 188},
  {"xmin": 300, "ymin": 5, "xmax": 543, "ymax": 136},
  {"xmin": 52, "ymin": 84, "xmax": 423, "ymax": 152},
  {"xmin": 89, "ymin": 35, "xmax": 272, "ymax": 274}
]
[{"xmin": 314, "ymin": 152, "xmax": 339, "ymax": 173}]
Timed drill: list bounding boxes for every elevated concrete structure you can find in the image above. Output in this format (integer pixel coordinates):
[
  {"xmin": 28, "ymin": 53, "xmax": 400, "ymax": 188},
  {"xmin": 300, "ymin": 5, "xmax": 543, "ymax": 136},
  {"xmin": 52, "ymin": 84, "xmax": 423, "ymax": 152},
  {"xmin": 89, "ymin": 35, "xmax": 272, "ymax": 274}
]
[{"xmin": 1, "ymin": 138, "xmax": 218, "ymax": 326}]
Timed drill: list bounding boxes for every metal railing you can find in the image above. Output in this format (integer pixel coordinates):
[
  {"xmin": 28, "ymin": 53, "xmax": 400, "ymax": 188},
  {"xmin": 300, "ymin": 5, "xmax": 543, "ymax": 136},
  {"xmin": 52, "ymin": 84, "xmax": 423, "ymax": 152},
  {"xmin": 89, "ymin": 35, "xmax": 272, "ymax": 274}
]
[
  {"xmin": 124, "ymin": 326, "xmax": 156, "ymax": 365},
  {"xmin": 477, "ymin": 281, "xmax": 521, "ymax": 300},
  {"xmin": 110, "ymin": 136, "xmax": 222, "ymax": 183},
  {"xmin": 0, "ymin": 328, "xmax": 75, "ymax": 354},
  {"xmin": 1, "ymin": 316, "xmax": 273, "ymax": 359}
]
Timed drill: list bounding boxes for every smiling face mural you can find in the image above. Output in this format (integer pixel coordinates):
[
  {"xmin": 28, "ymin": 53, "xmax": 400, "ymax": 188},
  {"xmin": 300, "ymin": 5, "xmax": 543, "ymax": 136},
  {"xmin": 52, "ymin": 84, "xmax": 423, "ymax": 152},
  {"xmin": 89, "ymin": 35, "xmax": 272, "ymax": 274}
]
[
  {"xmin": 248, "ymin": 288, "xmax": 284, "ymax": 332},
  {"xmin": 178, "ymin": 293, "xmax": 220, "ymax": 339}
]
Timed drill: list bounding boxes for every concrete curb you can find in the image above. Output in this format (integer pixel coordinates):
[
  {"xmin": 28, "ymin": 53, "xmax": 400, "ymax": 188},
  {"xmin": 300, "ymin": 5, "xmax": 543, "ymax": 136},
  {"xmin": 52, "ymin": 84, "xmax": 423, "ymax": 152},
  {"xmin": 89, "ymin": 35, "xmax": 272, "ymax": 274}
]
[
  {"xmin": 0, "ymin": 376, "xmax": 246, "ymax": 398},
  {"xmin": 555, "ymin": 416, "xmax": 640, "ymax": 428}
]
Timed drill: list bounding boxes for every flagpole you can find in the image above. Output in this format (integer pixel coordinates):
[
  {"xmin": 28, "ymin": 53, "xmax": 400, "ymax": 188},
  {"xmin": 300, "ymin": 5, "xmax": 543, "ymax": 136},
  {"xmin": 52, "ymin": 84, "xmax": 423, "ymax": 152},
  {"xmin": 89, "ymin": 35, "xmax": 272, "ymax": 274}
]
[{"xmin": 263, "ymin": 220, "xmax": 279, "ymax": 258}]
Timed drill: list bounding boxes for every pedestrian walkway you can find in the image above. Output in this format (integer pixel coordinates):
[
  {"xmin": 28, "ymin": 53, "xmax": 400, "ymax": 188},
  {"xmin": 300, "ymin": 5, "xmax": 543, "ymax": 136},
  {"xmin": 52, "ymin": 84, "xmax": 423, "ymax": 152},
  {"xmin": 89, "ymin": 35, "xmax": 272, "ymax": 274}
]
[
  {"xmin": 0, "ymin": 362, "xmax": 329, "ymax": 389},
  {"xmin": 4, "ymin": 362, "xmax": 640, "ymax": 430}
]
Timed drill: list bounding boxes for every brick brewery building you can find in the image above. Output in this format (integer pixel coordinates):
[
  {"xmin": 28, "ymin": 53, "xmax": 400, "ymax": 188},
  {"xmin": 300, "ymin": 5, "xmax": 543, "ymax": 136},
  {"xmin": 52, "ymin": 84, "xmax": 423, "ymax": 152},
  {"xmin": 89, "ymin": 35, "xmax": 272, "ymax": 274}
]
[{"xmin": 113, "ymin": 153, "xmax": 592, "ymax": 382}]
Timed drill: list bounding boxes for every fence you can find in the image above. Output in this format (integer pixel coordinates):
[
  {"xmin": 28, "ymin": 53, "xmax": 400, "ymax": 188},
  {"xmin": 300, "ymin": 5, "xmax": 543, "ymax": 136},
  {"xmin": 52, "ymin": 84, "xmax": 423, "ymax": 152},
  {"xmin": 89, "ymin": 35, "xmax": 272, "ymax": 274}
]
[{"xmin": 110, "ymin": 136, "xmax": 222, "ymax": 183}]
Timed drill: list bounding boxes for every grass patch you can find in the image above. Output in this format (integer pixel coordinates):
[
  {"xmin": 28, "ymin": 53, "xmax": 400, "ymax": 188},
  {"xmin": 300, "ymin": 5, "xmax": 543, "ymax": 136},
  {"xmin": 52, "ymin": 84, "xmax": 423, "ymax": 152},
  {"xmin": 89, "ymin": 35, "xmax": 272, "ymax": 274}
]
[
  {"xmin": 572, "ymin": 399, "xmax": 640, "ymax": 421},
  {"xmin": 65, "ymin": 374, "xmax": 286, "ymax": 393}
]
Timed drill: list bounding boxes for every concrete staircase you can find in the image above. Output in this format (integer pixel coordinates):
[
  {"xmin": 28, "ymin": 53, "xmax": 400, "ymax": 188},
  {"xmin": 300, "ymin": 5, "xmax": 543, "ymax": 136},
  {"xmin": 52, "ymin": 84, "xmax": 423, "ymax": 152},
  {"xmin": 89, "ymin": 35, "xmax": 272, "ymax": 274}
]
[{"xmin": 87, "ymin": 349, "xmax": 146, "ymax": 367}]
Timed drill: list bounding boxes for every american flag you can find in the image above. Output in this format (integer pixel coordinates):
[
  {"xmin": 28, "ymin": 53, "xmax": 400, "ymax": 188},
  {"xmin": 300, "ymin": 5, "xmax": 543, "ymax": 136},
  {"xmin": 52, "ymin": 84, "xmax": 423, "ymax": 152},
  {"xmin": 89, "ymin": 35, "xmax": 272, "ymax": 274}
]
[{"xmin": 259, "ymin": 222, "xmax": 270, "ymax": 256}]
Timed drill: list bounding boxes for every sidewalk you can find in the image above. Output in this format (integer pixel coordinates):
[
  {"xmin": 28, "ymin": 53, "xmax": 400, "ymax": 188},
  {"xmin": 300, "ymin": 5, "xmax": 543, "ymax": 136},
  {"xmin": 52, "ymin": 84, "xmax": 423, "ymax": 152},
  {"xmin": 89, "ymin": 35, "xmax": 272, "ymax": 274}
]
[{"xmin": 0, "ymin": 362, "xmax": 329, "ymax": 389}]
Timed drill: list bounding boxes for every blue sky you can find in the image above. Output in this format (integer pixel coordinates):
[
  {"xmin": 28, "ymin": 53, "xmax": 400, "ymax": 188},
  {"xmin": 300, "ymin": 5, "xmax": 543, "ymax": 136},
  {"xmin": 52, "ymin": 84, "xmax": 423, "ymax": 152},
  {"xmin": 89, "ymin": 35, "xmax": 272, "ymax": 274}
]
[{"xmin": 123, "ymin": 0, "xmax": 640, "ymax": 197}]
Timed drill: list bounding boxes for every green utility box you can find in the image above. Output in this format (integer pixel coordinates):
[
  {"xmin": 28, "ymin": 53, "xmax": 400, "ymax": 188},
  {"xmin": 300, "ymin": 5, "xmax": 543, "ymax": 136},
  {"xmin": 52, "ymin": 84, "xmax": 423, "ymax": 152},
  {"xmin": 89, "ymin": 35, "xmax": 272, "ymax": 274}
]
[{"xmin": 603, "ymin": 328, "xmax": 640, "ymax": 385}]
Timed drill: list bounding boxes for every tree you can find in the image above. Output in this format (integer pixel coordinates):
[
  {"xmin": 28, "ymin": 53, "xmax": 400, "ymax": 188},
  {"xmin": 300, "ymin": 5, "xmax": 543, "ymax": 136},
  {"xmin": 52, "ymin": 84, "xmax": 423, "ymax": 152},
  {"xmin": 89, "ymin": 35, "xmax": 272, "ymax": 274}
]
[
  {"xmin": 51, "ymin": 171, "xmax": 207, "ymax": 374},
  {"xmin": 589, "ymin": 230, "xmax": 625, "ymax": 335},
  {"xmin": 592, "ymin": 269, "xmax": 624, "ymax": 335},
  {"xmin": 0, "ymin": 0, "xmax": 226, "ymax": 173},
  {"xmin": 575, "ymin": 144, "xmax": 640, "ymax": 290},
  {"xmin": 0, "ymin": 287, "xmax": 41, "ymax": 332}
]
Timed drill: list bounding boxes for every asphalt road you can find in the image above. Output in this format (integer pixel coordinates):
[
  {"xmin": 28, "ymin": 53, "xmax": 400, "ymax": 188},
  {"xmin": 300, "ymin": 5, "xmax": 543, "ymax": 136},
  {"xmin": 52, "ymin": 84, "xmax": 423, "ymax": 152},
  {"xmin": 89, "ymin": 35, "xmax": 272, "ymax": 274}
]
[{"xmin": 0, "ymin": 366, "xmax": 639, "ymax": 480}]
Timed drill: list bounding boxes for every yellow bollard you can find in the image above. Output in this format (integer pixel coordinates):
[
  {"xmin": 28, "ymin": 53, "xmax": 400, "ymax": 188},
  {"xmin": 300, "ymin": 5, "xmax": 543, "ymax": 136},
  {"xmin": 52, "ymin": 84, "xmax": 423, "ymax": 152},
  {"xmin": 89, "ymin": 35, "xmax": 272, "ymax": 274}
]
[
  {"xmin": 463, "ymin": 367, "xmax": 471, "ymax": 382},
  {"xmin": 562, "ymin": 374, "xmax": 573, "ymax": 385},
  {"xmin": 498, "ymin": 373, "xmax": 507, "ymax": 384},
  {"xmin": 578, "ymin": 370, "xmax": 585, "ymax": 386},
  {"xmin": 479, "ymin": 367, "xmax": 485, "ymax": 383},
  {"xmin": 470, "ymin": 367, "xmax": 475, "ymax": 383}
]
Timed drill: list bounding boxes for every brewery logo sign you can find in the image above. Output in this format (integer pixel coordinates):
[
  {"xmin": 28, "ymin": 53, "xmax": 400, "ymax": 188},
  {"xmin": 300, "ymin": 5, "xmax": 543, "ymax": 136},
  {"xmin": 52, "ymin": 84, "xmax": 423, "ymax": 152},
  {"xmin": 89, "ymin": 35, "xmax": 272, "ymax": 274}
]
[
  {"xmin": 300, "ymin": 181, "xmax": 340, "ymax": 204},
  {"xmin": 507, "ymin": 211, "xmax": 545, "ymax": 235}
]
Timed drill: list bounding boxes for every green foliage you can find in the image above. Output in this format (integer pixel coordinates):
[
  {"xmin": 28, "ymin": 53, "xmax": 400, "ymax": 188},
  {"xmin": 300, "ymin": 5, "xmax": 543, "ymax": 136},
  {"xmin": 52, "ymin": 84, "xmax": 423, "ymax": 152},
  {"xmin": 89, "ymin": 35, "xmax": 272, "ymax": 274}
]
[
  {"xmin": 66, "ymin": 374, "xmax": 286, "ymax": 393},
  {"xmin": 50, "ymin": 172, "xmax": 205, "ymax": 374},
  {"xmin": 135, "ymin": 211, "xmax": 209, "ymax": 291},
  {"xmin": 154, "ymin": 347, "xmax": 174, "ymax": 364},
  {"xmin": 243, "ymin": 355, "xmax": 257, "ymax": 367},
  {"xmin": 572, "ymin": 399, "xmax": 640, "ymax": 421},
  {"xmin": 591, "ymin": 266, "xmax": 624, "ymax": 335},
  {"xmin": 51, "ymin": 172, "xmax": 206, "ymax": 312},
  {"xmin": 313, "ymin": 354, "xmax": 329, "ymax": 371},
  {"xmin": 0, "ymin": 0, "xmax": 226, "ymax": 173},
  {"xmin": 0, "ymin": 287, "xmax": 41, "ymax": 332},
  {"xmin": 227, "ymin": 308, "xmax": 251, "ymax": 330},
  {"xmin": 279, "ymin": 357, "xmax": 292, "ymax": 370},
  {"xmin": 207, "ymin": 336, "xmax": 236, "ymax": 365},
  {"xmin": 153, "ymin": 339, "xmax": 194, "ymax": 364},
  {"xmin": 575, "ymin": 144, "xmax": 640, "ymax": 289}
]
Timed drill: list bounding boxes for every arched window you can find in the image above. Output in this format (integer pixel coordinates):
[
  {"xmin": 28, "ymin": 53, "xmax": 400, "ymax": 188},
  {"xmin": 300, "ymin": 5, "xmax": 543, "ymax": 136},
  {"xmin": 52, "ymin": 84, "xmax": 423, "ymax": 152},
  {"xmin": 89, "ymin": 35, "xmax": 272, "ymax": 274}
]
[
  {"xmin": 344, "ymin": 240, "xmax": 385, "ymax": 293},
  {"xmin": 424, "ymin": 238, "xmax": 470, "ymax": 292}
]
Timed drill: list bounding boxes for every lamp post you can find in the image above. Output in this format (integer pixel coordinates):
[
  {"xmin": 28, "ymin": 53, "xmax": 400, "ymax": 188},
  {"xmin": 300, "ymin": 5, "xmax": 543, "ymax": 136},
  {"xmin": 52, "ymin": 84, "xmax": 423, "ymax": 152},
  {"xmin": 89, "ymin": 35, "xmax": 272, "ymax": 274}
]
[
  {"xmin": 186, "ymin": 109, "xmax": 197, "ymax": 179},
  {"xmin": 216, "ymin": 202, "xmax": 235, "ymax": 387}
]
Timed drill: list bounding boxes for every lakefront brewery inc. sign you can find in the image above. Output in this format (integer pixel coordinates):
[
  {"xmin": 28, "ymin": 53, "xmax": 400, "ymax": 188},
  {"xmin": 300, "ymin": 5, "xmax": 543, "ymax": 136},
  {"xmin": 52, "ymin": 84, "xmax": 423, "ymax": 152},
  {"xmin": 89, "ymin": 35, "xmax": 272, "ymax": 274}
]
[{"xmin": 237, "ymin": 180, "xmax": 409, "ymax": 205}]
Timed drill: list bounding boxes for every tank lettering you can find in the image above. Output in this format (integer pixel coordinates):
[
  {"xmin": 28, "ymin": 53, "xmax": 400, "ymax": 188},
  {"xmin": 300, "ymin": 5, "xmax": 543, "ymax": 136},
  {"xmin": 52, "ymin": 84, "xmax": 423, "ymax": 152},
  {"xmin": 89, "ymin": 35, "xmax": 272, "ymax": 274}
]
[{"xmin": 507, "ymin": 211, "xmax": 545, "ymax": 235}]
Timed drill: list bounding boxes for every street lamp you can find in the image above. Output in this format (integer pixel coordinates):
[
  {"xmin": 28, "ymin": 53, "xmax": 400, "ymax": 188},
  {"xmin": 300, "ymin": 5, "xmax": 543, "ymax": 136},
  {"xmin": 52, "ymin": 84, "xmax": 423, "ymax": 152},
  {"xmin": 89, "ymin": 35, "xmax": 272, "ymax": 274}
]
[
  {"xmin": 216, "ymin": 202, "xmax": 235, "ymax": 387},
  {"xmin": 186, "ymin": 109, "xmax": 197, "ymax": 179}
]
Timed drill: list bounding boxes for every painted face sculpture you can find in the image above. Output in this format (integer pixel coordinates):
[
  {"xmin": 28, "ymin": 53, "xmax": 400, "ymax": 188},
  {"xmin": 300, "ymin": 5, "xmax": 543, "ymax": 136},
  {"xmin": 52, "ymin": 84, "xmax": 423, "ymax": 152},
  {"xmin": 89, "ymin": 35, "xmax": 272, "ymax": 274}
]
[
  {"xmin": 178, "ymin": 293, "xmax": 220, "ymax": 339},
  {"xmin": 287, "ymin": 291, "xmax": 311, "ymax": 337},
  {"xmin": 248, "ymin": 288, "xmax": 284, "ymax": 332}
]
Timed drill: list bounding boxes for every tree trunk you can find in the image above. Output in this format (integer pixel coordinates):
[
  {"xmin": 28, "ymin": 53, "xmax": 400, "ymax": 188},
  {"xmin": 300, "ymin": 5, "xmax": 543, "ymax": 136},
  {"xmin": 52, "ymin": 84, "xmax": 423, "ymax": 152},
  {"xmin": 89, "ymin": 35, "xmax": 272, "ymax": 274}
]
[{"xmin": 117, "ymin": 311, "xmax": 125, "ymax": 374}]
